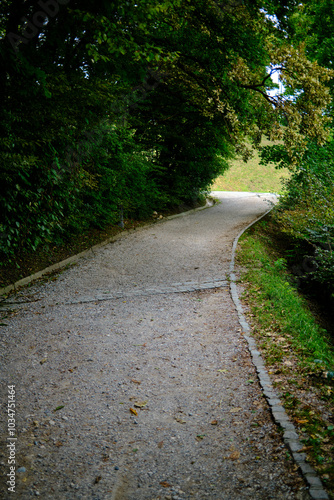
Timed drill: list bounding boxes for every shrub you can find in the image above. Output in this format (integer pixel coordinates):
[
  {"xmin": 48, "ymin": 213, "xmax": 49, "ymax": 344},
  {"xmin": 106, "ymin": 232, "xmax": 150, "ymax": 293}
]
[{"xmin": 272, "ymin": 139, "xmax": 334, "ymax": 293}]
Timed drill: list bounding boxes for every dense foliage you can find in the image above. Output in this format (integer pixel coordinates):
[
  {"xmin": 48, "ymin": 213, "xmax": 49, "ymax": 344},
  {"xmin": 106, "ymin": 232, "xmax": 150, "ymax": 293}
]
[
  {"xmin": 0, "ymin": 0, "xmax": 333, "ymax": 263},
  {"xmin": 258, "ymin": 1, "xmax": 334, "ymax": 296},
  {"xmin": 263, "ymin": 139, "xmax": 334, "ymax": 291}
]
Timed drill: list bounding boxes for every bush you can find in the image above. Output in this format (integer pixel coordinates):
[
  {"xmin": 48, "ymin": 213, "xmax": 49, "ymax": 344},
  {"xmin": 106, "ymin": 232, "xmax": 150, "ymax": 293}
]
[
  {"xmin": 0, "ymin": 122, "xmax": 162, "ymax": 259},
  {"xmin": 0, "ymin": 114, "xmax": 227, "ymax": 262},
  {"xmin": 272, "ymin": 139, "xmax": 334, "ymax": 293}
]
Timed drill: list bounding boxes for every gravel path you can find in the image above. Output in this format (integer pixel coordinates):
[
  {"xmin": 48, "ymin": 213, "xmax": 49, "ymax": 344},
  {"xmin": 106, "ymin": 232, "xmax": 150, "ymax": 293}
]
[{"xmin": 0, "ymin": 192, "xmax": 310, "ymax": 499}]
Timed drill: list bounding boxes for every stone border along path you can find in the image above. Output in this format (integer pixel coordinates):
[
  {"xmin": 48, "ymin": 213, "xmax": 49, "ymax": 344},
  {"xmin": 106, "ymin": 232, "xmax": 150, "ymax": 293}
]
[
  {"xmin": 229, "ymin": 210, "xmax": 329, "ymax": 500},
  {"xmin": 0, "ymin": 193, "xmax": 329, "ymax": 499}
]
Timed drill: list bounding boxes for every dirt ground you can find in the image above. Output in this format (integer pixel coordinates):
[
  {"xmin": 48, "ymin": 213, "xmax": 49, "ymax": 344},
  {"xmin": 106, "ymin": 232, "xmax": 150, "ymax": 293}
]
[{"xmin": 0, "ymin": 192, "xmax": 311, "ymax": 499}]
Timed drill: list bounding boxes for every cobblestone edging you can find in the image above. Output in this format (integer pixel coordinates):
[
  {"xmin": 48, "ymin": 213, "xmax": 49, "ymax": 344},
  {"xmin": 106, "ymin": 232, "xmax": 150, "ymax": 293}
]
[
  {"xmin": 0, "ymin": 200, "xmax": 214, "ymax": 298},
  {"xmin": 229, "ymin": 210, "xmax": 329, "ymax": 500}
]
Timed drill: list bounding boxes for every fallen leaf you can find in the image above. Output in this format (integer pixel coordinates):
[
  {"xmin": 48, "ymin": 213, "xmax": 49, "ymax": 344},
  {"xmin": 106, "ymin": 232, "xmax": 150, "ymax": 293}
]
[
  {"xmin": 217, "ymin": 369, "xmax": 228, "ymax": 373},
  {"xmin": 297, "ymin": 446, "xmax": 313, "ymax": 452},
  {"xmin": 53, "ymin": 405, "xmax": 64, "ymax": 412},
  {"xmin": 130, "ymin": 408, "xmax": 138, "ymax": 416},
  {"xmin": 196, "ymin": 434, "xmax": 205, "ymax": 441},
  {"xmin": 40, "ymin": 358, "xmax": 47, "ymax": 365},
  {"xmin": 230, "ymin": 407, "xmax": 242, "ymax": 413},
  {"xmin": 211, "ymin": 420, "xmax": 218, "ymax": 425},
  {"xmin": 296, "ymin": 419, "xmax": 308, "ymax": 424},
  {"xmin": 55, "ymin": 441, "xmax": 63, "ymax": 447},
  {"xmin": 229, "ymin": 451, "xmax": 240, "ymax": 460},
  {"xmin": 175, "ymin": 417, "xmax": 186, "ymax": 424},
  {"xmin": 134, "ymin": 401, "xmax": 147, "ymax": 408},
  {"xmin": 158, "ymin": 441, "xmax": 164, "ymax": 448},
  {"xmin": 131, "ymin": 379, "xmax": 141, "ymax": 384},
  {"xmin": 160, "ymin": 481, "xmax": 171, "ymax": 488},
  {"xmin": 94, "ymin": 476, "xmax": 102, "ymax": 484}
]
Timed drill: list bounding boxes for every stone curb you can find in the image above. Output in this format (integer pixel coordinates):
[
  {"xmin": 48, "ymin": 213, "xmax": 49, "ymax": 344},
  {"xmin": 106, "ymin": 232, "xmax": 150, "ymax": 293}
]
[
  {"xmin": 228, "ymin": 204, "xmax": 329, "ymax": 500},
  {"xmin": 0, "ymin": 199, "xmax": 214, "ymax": 298}
]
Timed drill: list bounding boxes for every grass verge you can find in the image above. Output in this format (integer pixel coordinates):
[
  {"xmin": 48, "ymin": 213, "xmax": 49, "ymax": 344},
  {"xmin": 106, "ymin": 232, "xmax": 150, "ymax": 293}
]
[{"xmin": 237, "ymin": 218, "xmax": 334, "ymax": 497}]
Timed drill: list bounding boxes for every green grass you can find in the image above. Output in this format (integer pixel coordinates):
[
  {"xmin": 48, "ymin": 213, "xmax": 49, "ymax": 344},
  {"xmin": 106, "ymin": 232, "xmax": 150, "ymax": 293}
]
[
  {"xmin": 211, "ymin": 140, "xmax": 290, "ymax": 193},
  {"xmin": 238, "ymin": 228, "xmax": 334, "ymax": 368},
  {"xmin": 237, "ymin": 221, "xmax": 334, "ymax": 493}
]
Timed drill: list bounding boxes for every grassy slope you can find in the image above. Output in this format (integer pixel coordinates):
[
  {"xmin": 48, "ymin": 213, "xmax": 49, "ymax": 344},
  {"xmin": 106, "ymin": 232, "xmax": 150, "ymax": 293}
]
[
  {"xmin": 211, "ymin": 139, "xmax": 290, "ymax": 193},
  {"xmin": 237, "ymin": 222, "xmax": 334, "ymax": 496},
  {"xmin": 217, "ymin": 144, "xmax": 334, "ymax": 496}
]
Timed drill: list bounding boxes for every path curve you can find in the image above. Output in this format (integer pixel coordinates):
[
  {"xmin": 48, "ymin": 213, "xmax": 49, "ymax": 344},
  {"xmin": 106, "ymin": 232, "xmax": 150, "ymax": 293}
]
[{"xmin": 0, "ymin": 192, "xmax": 311, "ymax": 499}]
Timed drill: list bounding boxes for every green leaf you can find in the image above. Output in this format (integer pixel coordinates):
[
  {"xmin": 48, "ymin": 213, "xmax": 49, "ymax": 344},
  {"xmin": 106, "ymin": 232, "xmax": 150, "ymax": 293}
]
[{"xmin": 53, "ymin": 405, "xmax": 64, "ymax": 412}]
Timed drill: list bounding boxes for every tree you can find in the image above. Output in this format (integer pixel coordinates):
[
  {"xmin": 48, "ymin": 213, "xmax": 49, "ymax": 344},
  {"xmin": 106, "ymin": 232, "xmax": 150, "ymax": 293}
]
[{"xmin": 0, "ymin": 0, "xmax": 333, "ymax": 257}]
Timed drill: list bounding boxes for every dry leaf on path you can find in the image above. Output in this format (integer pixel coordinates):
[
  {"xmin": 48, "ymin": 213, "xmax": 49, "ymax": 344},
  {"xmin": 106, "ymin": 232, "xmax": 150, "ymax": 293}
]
[
  {"xmin": 196, "ymin": 435, "xmax": 205, "ymax": 441},
  {"xmin": 175, "ymin": 417, "xmax": 186, "ymax": 424},
  {"xmin": 130, "ymin": 408, "xmax": 138, "ymax": 415},
  {"xmin": 230, "ymin": 407, "xmax": 242, "ymax": 413},
  {"xmin": 134, "ymin": 401, "xmax": 147, "ymax": 408},
  {"xmin": 160, "ymin": 481, "xmax": 171, "ymax": 488}
]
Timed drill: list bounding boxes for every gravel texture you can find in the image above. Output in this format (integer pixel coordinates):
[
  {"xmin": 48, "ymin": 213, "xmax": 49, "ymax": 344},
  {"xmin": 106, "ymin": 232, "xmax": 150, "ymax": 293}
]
[{"xmin": 0, "ymin": 192, "xmax": 311, "ymax": 499}]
